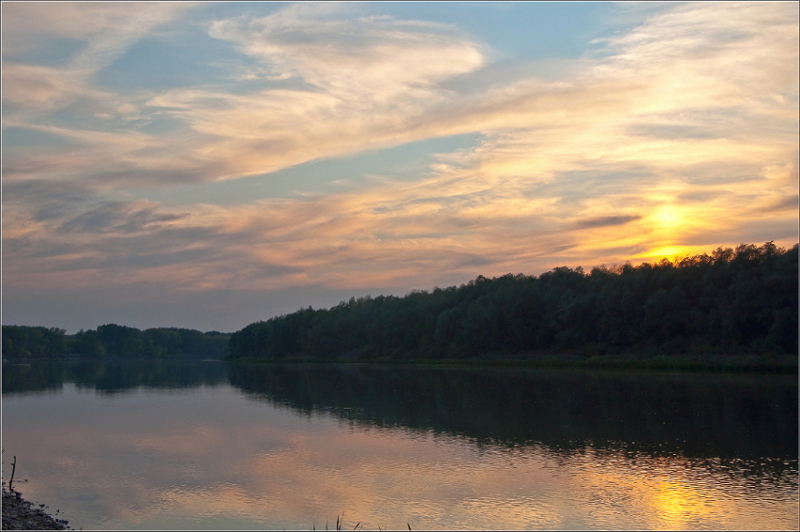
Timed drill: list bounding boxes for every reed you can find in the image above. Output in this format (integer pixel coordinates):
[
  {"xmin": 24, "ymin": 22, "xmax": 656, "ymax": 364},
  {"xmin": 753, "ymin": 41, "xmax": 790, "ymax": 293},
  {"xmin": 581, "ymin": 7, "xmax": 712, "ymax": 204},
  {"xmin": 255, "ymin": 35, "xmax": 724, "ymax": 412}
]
[{"xmin": 312, "ymin": 514, "xmax": 393, "ymax": 530}]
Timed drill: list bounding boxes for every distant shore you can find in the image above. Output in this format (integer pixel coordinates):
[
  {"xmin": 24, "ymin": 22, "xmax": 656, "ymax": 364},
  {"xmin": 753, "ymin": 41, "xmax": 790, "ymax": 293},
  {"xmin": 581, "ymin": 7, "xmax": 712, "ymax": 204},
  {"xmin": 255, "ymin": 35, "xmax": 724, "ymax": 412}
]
[
  {"xmin": 2, "ymin": 488, "xmax": 69, "ymax": 530},
  {"xmin": 3, "ymin": 352, "xmax": 795, "ymax": 373},
  {"xmin": 227, "ymin": 352, "xmax": 799, "ymax": 373}
]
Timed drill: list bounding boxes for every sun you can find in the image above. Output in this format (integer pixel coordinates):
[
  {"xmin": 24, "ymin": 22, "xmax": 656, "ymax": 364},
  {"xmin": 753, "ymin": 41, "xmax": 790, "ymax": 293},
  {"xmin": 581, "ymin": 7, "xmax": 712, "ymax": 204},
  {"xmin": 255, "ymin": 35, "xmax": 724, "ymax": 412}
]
[
  {"xmin": 637, "ymin": 204, "xmax": 693, "ymax": 261},
  {"xmin": 653, "ymin": 205, "xmax": 681, "ymax": 228},
  {"xmin": 647, "ymin": 246, "xmax": 686, "ymax": 260}
]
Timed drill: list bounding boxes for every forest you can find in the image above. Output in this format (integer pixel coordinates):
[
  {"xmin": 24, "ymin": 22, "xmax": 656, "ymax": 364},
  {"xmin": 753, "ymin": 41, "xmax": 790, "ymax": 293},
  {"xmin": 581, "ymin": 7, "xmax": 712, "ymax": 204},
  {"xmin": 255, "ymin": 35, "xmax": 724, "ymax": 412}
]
[
  {"xmin": 227, "ymin": 242, "xmax": 798, "ymax": 362},
  {"xmin": 1, "ymin": 324, "xmax": 230, "ymax": 360}
]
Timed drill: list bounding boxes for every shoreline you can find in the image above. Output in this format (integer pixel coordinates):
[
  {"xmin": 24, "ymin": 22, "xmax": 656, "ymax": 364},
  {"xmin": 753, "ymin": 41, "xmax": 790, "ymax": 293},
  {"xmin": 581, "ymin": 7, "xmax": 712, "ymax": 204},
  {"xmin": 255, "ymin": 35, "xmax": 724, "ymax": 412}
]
[
  {"xmin": 2, "ymin": 488, "xmax": 70, "ymax": 530},
  {"xmin": 225, "ymin": 352, "xmax": 799, "ymax": 373},
  {"xmin": 3, "ymin": 353, "xmax": 796, "ymax": 374}
]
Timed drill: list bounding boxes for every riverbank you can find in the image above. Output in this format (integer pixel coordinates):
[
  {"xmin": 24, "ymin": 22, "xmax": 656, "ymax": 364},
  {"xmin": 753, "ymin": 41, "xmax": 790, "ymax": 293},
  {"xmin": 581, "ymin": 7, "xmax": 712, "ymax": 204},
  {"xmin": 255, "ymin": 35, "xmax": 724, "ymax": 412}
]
[
  {"xmin": 226, "ymin": 352, "xmax": 798, "ymax": 373},
  {"xmin": 2, "ymin": 488, "xmax": 70, "ymax": 530}
]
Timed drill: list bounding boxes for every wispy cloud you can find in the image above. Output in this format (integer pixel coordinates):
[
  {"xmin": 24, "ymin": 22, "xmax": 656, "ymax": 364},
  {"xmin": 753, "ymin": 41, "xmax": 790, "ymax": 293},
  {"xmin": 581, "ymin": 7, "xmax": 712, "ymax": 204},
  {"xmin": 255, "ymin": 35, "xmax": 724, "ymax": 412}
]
[
  {"xmin": 141, "ymin": 4, "xmax": 489, "ymax": 180},
  {"xmin": 2, "ymin": 2, "xmax": 797, "ymax": 330},
  {"xmin": 3, "ymin": 2, "xmax": 194, "ymax": 109}
]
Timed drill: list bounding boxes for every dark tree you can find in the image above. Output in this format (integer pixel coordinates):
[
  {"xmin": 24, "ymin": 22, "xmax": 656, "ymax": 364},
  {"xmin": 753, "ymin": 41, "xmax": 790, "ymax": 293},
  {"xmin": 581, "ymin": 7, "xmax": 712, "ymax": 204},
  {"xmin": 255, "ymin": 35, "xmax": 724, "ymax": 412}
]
[{"xmin": 227, "ymin": 242, "xmax": 798, "ymax": 361}]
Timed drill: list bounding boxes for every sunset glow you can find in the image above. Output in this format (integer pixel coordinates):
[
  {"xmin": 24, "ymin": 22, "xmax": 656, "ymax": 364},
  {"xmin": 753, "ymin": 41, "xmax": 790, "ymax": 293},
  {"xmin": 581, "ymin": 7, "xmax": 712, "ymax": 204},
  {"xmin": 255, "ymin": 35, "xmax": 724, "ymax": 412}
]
[{"xmin": 2, "ymin": 1, "xmax": 798, "ymax": 332}]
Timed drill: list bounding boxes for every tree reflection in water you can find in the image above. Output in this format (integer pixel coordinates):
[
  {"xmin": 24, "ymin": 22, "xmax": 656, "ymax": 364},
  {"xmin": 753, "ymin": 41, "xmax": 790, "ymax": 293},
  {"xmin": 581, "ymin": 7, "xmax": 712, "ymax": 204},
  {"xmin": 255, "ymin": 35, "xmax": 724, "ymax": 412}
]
[{"xmin": 227, "ymin": 363, "xmax": 798, "ymax": 482}]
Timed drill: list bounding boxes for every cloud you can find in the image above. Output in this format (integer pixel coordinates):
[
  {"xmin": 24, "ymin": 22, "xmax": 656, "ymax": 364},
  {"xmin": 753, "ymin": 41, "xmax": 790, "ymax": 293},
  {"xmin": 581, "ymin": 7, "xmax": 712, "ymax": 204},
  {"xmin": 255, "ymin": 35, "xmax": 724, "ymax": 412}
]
[
  {"xmin": 574, "ymin": 215, "xmax": 643, "ymax": 229},
  {"xmin": 8, "ymin": 2, "xmax": 794, "ymax": 190},
  {"xmin": 136, "ymin": 7, "xmax": 489, "ymax": 181},
  {"xmin": 4, "ymin": 4, "xmax": 497, "ymax": 193},
  {"xmin": 2, "ymin": 2, "xmax": 211, "ymax": 193},
  {"xmin": 58, "ymin": 201, "xmax": 189, "ymax": 234},
  {"xmin": 2, "ymin": 3, "xmax": 196, "ymax": 111},
  {"xmin": 208, "ymin": 5, "xmax": 484, "ymax": 97},
  {"xmin": 1, "ymin": 2, "xmax": 797, "ymax": 330},
  {"xmin": 0, "ymin": 64, "xmax": 84, "ymax": 110},
  {"xmin": 2, "ymin": 2, "xmax": 197, "ymax": 69}
]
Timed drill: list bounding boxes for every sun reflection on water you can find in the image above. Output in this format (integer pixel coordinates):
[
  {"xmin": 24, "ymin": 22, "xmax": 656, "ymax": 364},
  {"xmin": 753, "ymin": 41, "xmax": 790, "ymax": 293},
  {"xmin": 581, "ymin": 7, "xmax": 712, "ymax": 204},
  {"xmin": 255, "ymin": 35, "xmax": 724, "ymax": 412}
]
[
  {"xmin": 568, "ymin": 450, "xmax": 798, "ymax": 531},
  {"xmin": 651, "ymin": 479, "xmax": 710, "ymax": 530}
]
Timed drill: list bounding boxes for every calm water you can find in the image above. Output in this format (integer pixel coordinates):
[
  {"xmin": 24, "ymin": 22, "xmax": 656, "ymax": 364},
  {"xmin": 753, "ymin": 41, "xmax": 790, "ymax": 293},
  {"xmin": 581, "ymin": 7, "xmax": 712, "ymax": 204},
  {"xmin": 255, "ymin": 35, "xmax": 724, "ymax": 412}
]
[{"xmin": 2, "ymin": 360, "xmax": 797, "ymax": 530}]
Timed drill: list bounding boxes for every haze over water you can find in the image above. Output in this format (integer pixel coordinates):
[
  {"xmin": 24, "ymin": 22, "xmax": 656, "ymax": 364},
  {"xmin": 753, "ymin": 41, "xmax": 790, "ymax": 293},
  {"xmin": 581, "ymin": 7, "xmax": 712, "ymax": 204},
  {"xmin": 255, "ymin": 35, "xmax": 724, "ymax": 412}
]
[{"xmin": 2, "ymin": 361, "xmax": 797, "ymax": 530}]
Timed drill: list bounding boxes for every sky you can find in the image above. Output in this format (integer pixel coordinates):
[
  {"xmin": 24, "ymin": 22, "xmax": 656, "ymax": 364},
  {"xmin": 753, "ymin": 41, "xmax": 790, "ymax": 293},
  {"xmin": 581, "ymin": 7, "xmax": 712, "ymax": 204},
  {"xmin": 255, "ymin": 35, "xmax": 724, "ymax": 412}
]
[{"xmin": 2, "ymin": 1, "xmax": 798, "ymax": 334}]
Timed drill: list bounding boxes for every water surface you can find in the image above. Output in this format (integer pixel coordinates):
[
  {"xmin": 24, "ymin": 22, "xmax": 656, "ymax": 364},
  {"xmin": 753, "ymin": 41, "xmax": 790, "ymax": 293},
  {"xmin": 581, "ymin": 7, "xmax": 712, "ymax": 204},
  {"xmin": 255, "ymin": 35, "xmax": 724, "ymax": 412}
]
[{"xmin": 2, "ymin": 360, "xmax": 797, "ymax": 530}]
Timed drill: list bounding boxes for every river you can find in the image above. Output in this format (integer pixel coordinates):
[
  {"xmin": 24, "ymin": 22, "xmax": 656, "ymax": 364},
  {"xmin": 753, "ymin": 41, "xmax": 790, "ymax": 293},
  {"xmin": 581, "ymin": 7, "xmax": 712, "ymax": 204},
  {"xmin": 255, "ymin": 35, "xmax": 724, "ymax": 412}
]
[{"xmin": 2, "ymin": 360, "xmax": 797, "ymax": 530}]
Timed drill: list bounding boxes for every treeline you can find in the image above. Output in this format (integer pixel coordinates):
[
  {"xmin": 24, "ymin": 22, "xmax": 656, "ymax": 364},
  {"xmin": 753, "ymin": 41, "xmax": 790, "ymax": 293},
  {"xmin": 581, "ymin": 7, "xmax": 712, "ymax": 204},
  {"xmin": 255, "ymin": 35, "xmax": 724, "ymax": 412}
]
[
  {"xmin": 2, "ymin": 324, "xmax": 230, "ymax": 360},
  {"xmin": 228, "ymin": 242, "xmax": 798, "ymax": 361}
]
